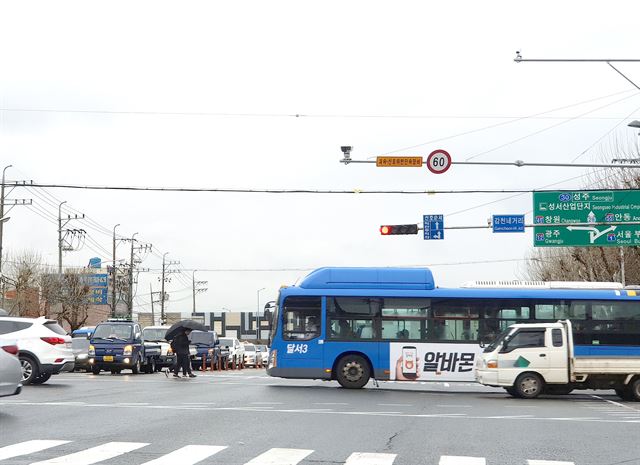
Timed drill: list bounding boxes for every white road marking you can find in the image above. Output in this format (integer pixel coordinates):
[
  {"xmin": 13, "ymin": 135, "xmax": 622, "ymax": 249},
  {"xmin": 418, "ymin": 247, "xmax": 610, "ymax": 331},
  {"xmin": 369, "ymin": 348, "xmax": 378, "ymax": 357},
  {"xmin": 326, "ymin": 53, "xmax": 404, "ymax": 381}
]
[
  {"xmin": 0, "ymin": 440, "xmax": 70, "ymax": 461},
  {"xmin": 435, "ymin": 405, "xmax": 472, "ymax": 408},
  {"xmin": 377, "ymin": 404, "xmax": 412, "ymax": 407},
  {"xmin": 29, "ymin": 441, "xmax": 148, "ymax": 465},
  {"xmin": 244, "ymin": 447, "xmax": 313, "ymax": 465},
  {"xmin": 528, "ymin": 461, "xmax": 575, "ymax": 465},
  {"xmin": 439, "ymin": 455, "xmax": 485, "ymax": 464},
  {"xmin": 345, "ymin": 452, "xmax": 397, "ymax": 464},
  {"xmin": 250, "ymin": 402, "xmax": 283, "ymax": 405},
  {"xmin": 140, "ymin": 445, "xmax": 226, "ymax": 465},
  {"xmin": 313, "ymin": 402, "xmax": 349, "ymax": 405}
]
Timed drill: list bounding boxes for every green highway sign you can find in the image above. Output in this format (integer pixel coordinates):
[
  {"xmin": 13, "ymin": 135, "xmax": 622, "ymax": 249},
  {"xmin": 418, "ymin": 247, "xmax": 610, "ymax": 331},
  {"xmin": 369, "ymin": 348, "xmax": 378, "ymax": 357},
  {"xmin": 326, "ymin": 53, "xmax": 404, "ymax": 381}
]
[{"xmin": 533, "ymin": 190, "xmax": 640, "ymax": 247}]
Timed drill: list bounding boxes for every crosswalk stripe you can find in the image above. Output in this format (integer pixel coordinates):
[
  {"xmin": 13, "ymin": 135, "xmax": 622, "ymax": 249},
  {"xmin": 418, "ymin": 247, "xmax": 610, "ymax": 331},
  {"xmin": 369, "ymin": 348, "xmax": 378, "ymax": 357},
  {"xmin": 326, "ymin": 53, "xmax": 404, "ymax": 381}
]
[
  {"xmin": 345, "ymin": 452, "xmax": 397, "ymax": 465},
  {"xmin": 439, "ymin": 456, "xmax": 486, "ymax": 465},
  {"xmin": 29, "ymin": 442, "xmax": 148, "ymax": 465},
  {"xmin": 244, "ymin": 447, "xmax": 314, "ymax": 465},
  {"xmin": 0, "ymin": 440, "xmax": 70, "ymax": 461},
  {"xmin": 528, "ymin": 461, "xmax": 575, "ymax": 465},
  {"xmin": 140, "ymin": 445, "xmax": 227, "ymax": 465}
]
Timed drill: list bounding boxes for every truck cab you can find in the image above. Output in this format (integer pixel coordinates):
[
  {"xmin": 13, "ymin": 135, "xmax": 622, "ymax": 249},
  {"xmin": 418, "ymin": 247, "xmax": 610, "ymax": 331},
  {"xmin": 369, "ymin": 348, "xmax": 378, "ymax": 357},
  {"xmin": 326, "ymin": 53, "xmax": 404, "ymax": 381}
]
[
  {"xmin": 89, "ymin": 320, "xmax": 161, "ymax": 375},
  {"xmin": 141, "ymin": 325, "xmax": 176, "ymax": 370},
  {"xmin": 189, "ymin": 330, "xmax": 228, "ymax": 370},
  {"xmin": 476, "ymin": 322, "xmax": 570, "ymax": 397},
  {"xmin": 476, "ymin": 320, "xmax": 640, "ymax": 400}
]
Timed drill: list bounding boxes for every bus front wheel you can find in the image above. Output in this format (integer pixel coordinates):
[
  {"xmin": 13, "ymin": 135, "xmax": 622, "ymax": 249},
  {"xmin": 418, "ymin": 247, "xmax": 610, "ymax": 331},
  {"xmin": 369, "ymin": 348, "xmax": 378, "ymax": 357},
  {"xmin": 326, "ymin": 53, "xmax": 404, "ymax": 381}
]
[{"xmin": 336, "ymin": 355, "xmax": 370, "ymax": 389}]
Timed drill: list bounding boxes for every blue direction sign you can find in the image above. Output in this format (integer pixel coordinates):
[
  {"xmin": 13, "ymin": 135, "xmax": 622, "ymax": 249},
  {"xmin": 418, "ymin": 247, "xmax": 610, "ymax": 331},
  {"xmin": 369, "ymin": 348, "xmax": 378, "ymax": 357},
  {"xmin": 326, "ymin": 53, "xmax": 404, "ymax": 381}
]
[
  {"xmin": 423, "ymin": 214, "xmax": 444, "ymax": 240},
  {"xmin": 492, "ymin": 214, "xmax": 525, "ymax": 233}
]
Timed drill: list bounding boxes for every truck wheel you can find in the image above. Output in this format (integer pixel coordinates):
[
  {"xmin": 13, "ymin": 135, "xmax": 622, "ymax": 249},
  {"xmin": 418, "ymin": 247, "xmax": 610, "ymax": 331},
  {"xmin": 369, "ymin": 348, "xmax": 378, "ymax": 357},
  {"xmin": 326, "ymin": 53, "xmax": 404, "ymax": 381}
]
[
  {"xmin": 630, "ymin": 378, "xmax": 640, "ymax": 402},
  {"xmin": 514, "ymin": 373, "xmax": 544, "ymax": 399},
  {"xmin": 19, "ymin": 355, "xmax": 40, "ymax": 385},
  {"xmin": 132, "ymin": 358, "xmax": 141, "ymax": 374},
  {"xmin": 335, "ymin": 355, "xmax": 370, "ymax": 389},
  {"xmin": 91, "ymin": 367, "xmax": 100, "ymax": 375},
  {"xmin": 149, "ymin": 358, "xmax": 156, "ymax": 374}
]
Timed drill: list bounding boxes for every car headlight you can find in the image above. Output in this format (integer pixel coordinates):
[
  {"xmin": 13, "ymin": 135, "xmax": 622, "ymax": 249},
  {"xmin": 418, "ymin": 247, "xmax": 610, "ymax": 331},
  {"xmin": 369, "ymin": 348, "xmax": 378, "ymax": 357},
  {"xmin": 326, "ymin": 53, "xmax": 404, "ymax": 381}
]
[
  {"xmin": 123, "ymin": 345, "xmax": 133, "ymax": 356},
  {"xmin": 88, "ymin": 345, "xmax": 95, "ymax": 356},
  {"xmin": 208, "ymin": 348, "xmax": 214, "ymax": 354},
  {"xmin": 167, "ymin": 347, "xmax": 173, "ymax": 355}
]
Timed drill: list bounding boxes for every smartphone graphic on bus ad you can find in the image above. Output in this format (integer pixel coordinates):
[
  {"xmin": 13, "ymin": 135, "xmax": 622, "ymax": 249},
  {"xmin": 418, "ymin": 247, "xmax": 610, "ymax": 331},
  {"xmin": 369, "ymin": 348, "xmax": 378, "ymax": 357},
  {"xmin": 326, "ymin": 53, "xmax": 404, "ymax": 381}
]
[{"xmin": 401, "ymin": 345, "xmax": 418, "ymax": 379}]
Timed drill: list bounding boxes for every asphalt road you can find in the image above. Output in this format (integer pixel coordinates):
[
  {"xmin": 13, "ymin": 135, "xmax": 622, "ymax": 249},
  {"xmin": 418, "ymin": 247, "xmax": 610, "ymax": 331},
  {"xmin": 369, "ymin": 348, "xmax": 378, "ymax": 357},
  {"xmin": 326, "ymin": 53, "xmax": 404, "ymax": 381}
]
[{"xmin": 0, "ymin": 369, "xmax": 638, "ymax": 465}]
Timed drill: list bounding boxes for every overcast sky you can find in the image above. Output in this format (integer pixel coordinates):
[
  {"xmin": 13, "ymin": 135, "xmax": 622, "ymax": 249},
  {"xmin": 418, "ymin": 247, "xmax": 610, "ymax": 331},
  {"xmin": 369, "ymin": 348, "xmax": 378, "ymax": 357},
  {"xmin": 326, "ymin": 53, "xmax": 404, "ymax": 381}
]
[{"xmin": 1, "ymin": 1, "xmax": 640, "ymax": 315}]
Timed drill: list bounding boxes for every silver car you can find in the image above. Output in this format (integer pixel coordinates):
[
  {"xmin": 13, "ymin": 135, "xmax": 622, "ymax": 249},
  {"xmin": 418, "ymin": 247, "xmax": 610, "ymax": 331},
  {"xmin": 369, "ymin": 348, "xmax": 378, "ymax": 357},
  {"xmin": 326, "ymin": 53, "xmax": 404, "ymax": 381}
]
[{"xmin": 0, "ymin": 339, "xmax": 22, "ymax": 397}]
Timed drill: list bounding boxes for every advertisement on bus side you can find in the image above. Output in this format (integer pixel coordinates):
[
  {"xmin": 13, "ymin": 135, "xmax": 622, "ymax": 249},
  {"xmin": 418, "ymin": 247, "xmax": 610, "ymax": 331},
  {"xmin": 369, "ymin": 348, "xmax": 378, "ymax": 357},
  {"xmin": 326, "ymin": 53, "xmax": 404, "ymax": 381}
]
[{"xmin": 389, "ymin": 343, "xmax": 483, "ymax": 382}]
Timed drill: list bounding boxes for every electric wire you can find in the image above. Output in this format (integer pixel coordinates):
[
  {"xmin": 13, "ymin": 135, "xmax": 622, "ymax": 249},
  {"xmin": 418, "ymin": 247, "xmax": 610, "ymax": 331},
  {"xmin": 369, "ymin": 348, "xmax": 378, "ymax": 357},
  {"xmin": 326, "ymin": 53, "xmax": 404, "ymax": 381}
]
[
  {"xmin": 381, "ymin": 90, "xmax": 640, "ymax": 156},
  {"xmin": 464, "ymin": 92, "xmax": 640, "ymax": 161}
]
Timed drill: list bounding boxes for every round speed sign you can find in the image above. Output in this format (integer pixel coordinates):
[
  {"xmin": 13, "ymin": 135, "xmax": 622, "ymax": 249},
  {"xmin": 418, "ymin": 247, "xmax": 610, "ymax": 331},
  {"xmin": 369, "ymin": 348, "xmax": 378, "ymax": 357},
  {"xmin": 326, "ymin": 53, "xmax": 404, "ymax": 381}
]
[{"xmin": 426, "ymin": 149, "xmax": 451, "ymax": 174}]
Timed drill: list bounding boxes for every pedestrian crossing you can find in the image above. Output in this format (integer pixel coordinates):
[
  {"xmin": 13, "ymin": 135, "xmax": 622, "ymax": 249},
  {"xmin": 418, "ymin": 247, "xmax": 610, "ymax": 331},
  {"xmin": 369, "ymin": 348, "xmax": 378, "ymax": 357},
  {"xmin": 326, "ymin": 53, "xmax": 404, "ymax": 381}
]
[{"xmin": 0, "ymin": 440, "xmax": 578, "ymax": 464}]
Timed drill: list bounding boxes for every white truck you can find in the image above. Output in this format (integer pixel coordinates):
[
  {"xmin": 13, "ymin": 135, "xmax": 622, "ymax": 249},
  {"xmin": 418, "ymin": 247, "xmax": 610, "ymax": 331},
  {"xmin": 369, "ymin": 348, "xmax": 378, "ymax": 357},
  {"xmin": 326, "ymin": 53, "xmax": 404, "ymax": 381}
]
[{"xmin": 475, "ymin": 320, "xmax": 640, "ymax": 401}]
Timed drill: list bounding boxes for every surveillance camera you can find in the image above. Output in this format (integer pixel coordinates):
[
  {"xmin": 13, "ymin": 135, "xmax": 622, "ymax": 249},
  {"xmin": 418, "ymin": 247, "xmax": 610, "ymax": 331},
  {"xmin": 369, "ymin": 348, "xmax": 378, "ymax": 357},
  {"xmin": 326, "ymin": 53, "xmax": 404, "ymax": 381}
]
[{"xmin": 340, "ymin": 146, "xmax": 352, "ymax": 155}]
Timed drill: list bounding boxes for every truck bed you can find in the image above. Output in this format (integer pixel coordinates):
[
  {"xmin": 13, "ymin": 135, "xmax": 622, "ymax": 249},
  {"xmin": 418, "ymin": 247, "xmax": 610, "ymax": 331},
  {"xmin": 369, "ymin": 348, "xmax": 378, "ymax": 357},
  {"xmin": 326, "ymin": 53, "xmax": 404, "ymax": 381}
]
[{"xmin": 574, "ymin": 356, "xmax": 640, "ymax": 374}]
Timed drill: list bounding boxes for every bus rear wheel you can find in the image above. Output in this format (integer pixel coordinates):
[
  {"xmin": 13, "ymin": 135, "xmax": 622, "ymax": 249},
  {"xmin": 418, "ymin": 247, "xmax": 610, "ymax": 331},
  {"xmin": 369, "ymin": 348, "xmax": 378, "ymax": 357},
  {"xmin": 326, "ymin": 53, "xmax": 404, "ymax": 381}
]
[{"xmin": 336, "ymin": 355, "xmax": 370, "ymax": 389}]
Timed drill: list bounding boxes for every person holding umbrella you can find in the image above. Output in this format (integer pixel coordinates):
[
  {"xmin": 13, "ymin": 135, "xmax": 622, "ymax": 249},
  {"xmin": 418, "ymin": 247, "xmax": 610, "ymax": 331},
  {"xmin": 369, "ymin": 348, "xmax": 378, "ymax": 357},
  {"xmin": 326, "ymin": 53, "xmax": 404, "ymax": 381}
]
[{"xmin": 165, "ymin": 320, "xmax": 207, "ymax": 379}]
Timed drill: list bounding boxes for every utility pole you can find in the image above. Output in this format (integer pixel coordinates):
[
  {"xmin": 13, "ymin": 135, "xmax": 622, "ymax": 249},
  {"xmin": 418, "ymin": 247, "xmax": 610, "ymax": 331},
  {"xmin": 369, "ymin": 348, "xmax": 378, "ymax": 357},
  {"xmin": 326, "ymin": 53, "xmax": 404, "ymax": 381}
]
[
  {"xmin": 192, "ymin": 270, "xmax": 208, "ymax": 314},
  {"xmin": 127, "ymin": 232, "xmax": 138, "ymax": 318},
  {"xmin": 57, "ymin": 201, "xmax": 85, "ymax": 274},
  {"xmin": 0, "ymin": 165, "xmax": 12, "ymax": 284},
  {"xmin": 159, "ymin": 253, "xmax": 180, "ymax": 324},
  {"xmin": 111, "ymin": 224, "xmax": 120, "ymax": 317},
  {"xmin": 0, "ymin": 169, "xmax": 32, "ymax": 309},
  {"xmin": 150, "ymin": 283, "xmax": 155, "ymax": 326}
]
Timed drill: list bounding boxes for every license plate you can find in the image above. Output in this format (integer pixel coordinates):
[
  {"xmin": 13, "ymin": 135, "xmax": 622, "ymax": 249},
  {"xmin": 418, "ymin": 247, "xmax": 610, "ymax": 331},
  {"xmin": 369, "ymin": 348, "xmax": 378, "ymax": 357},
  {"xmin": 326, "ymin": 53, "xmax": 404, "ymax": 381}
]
[{"xmin": 103, "ymin": 356, "xmax": 114, "ymax": 362}]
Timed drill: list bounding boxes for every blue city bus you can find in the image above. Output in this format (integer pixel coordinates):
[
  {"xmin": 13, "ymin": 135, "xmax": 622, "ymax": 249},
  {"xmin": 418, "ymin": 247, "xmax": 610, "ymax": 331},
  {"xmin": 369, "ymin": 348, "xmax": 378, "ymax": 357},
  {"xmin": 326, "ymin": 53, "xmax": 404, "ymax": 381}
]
[{"xmin": 266, "ymin": 267, "xmax": 640, "ymax": 388}]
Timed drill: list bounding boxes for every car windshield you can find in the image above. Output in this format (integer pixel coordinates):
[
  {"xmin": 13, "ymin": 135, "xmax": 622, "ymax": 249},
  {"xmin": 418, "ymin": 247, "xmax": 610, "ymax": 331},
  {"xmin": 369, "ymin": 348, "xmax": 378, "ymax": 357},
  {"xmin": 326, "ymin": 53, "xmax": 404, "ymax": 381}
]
[
  {"xmin": 190, "ymin": 331, "xmax": 215, "ymax": 345},
  {"xmin": 93, "ymin": 324, "xmax": 133, "ymax": 340},
  {"xmin": 256, "ymin": 345, "xmax": 266, "ymax": 351},
  {"xmin": 142, "ymin": 328, "xmax": 168, "ymax": 341},
  {"xmin": 219, "ymin": 338, "xmax": 233, "ymax": 347},
  {"xmin": 244, "ymin": 345, "xmax": 255, "ymax": 351},
  {"xmin": 483, "ymin": 328, "xmax": 514, "ymax": 353}
]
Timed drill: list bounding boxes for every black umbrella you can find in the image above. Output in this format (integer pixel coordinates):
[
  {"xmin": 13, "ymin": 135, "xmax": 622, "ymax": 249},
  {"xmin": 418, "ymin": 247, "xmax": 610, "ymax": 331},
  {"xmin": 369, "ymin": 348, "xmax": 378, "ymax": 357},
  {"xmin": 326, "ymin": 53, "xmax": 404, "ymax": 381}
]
[{"xmin": 164, "ymin": 320, "xmax": 207, "ymax": 340}]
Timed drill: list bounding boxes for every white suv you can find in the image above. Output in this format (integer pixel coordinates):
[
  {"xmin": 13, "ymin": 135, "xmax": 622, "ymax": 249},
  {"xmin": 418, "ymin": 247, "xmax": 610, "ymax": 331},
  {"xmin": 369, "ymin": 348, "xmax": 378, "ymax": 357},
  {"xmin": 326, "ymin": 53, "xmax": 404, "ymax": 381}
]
[
  {"xmin": 0, "ymin": 316, "xmax": 75, "ymax": 385},
  {"xmin": 219, "ymin": 337, "xmax": 245, "ymax": 367}
]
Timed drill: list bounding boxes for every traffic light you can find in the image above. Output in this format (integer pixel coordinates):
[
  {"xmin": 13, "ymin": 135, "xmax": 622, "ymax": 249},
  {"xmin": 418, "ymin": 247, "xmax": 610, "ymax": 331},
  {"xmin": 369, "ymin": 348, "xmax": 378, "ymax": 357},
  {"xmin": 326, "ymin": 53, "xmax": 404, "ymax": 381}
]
[{"xmin": 380, "ymin": 224, "xmax": 418, "ymax": 235}]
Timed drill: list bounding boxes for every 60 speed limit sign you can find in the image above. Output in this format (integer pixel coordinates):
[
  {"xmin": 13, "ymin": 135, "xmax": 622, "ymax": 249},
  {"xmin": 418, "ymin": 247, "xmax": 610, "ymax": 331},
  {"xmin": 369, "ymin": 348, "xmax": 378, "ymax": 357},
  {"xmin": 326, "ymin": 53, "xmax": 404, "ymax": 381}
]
[{"xmin": 426, "ymin": 149, "xmax": 452, "ymax": 174}]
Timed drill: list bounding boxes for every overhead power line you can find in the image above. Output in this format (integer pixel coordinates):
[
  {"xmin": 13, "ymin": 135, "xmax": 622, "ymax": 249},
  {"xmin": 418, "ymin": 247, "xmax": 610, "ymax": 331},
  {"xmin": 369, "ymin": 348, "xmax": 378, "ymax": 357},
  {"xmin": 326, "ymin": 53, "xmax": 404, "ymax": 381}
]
[{"xmin": 12, "ymin": 182, "xmax": 640, "ymax": 196}]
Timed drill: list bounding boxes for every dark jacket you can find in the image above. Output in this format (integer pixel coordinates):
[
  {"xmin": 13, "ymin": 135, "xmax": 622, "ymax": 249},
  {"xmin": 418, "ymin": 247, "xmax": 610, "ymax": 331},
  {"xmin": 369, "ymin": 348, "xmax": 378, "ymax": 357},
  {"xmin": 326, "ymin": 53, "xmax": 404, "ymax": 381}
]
[{"xmin": 171, "ymin": 332, "xmax": 191, "ymax": 355}]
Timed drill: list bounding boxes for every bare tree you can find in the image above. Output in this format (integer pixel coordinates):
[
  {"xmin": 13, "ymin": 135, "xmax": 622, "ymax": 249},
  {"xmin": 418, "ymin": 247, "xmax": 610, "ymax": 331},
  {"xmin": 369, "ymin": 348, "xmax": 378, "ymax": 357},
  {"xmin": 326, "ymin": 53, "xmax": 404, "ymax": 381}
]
[
  {"xmin": 38, "ymin": 269, "xmax": 61, "ymax": 319},
  {"xmin": 525, "ymin": 132, "xmax": 640, "ymax": 284},
  {"xmin": 57, "ymin": 269, "xmax": 92, "ymax": 331},
  {"xmin": 5, "ymin": 250, "xmax": 41, "ymax": 316}
]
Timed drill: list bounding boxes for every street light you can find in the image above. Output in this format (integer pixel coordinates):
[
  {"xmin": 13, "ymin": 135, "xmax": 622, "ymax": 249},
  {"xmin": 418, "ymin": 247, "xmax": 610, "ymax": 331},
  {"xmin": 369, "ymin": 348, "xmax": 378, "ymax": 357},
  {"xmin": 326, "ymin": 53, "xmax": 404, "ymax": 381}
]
[{"xmin": 257, "ymin": 288, "xmax": 266, "ymax": 341}]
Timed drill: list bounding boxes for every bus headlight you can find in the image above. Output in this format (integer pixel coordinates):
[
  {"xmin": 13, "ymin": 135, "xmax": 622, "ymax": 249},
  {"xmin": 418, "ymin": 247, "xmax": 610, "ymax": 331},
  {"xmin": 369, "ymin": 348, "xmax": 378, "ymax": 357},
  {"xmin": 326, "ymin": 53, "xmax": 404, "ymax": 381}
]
[{"xmin": 123, "ymin": 345, "xmax": 133, "ymax": 356}]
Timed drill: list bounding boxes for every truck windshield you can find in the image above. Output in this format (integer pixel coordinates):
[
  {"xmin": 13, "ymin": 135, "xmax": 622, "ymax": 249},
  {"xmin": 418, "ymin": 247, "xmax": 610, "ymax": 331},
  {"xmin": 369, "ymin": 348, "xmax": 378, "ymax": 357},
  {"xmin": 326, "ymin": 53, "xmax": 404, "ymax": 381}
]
[
  {"xmin": 93, "ymin": 324, "xmax": 133, "ymax": 341},
  {"xmin": 142, "ymin": 328, "xmax": 167, "ymax": 341},
  {"xmin": 219, "ymin": 338, "xmax": 233, "ymax": 347},
  {"xmin": 483, "ymin": 328, "xmax": 513, "ymax": 353},
  {"xmin": 190, "ymin": 331, "xmax": 215, "ymax": 345}
]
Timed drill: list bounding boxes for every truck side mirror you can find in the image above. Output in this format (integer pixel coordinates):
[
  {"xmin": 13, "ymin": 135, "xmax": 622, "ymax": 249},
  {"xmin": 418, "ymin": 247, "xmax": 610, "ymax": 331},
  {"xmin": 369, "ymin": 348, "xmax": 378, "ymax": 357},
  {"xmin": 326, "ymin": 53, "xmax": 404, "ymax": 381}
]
[{"xmin": 479, "ymin": 341, "xmax": 485, "ymax": 348}]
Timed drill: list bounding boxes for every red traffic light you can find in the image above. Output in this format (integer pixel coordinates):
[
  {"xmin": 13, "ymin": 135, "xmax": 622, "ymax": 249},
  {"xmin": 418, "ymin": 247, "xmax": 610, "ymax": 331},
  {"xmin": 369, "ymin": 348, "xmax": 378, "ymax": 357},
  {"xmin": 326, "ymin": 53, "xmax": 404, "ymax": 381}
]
[{"xmin": 379, "ymin": 224, "xmax": 418, "ymax": 235}]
